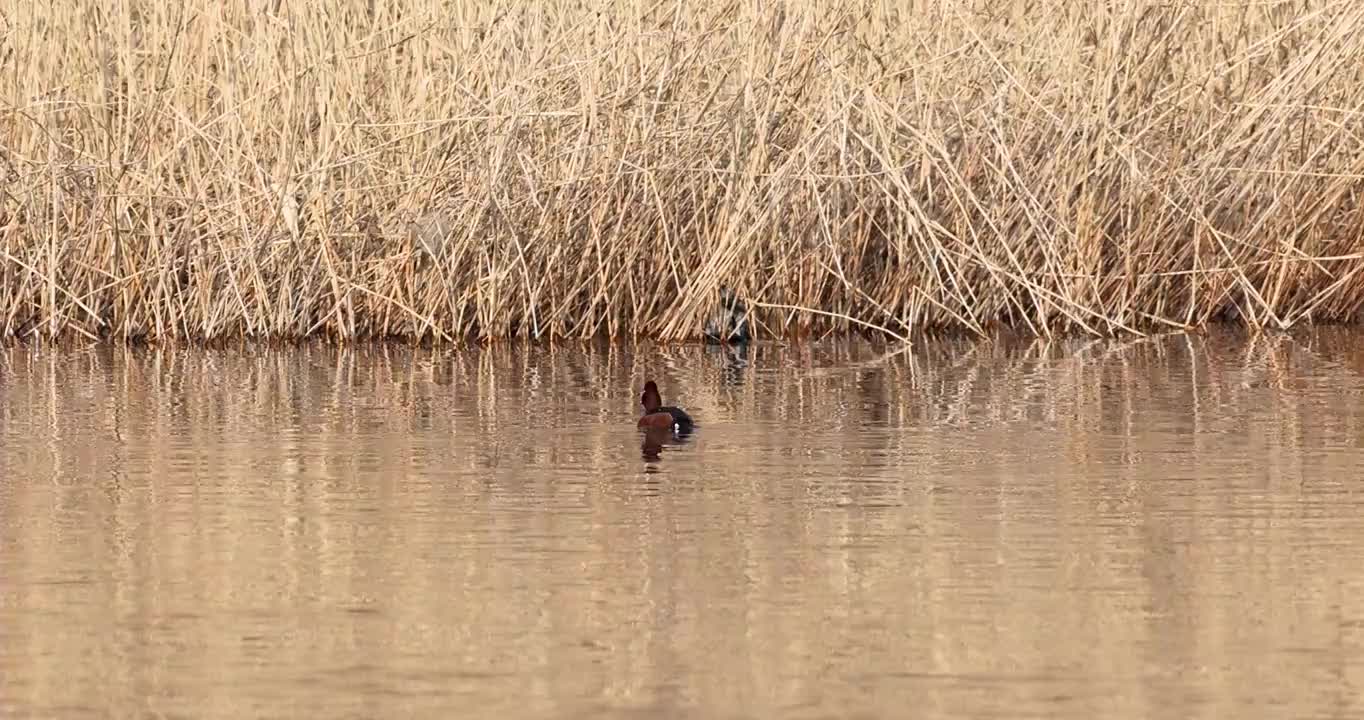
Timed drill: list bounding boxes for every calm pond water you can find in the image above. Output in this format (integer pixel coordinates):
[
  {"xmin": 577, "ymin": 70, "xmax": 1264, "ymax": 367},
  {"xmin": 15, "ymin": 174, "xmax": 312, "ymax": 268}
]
[{"xmin": 4, "ymin": 329, "xmax": 1364, "ymax": 719}]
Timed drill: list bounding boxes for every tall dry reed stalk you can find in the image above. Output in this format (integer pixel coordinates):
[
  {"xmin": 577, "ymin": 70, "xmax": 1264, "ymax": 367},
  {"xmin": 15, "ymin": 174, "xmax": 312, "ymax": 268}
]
[{"xmin": 3, "ymin": 0, "xmax": 1364, "ymax": 343}]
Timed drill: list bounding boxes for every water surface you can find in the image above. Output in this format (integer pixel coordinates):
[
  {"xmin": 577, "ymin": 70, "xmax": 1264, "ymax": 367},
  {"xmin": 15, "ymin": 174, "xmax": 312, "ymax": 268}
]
[{"xmin": 4, "ymin": 330, "xmax": 1364, "ymax": 719}]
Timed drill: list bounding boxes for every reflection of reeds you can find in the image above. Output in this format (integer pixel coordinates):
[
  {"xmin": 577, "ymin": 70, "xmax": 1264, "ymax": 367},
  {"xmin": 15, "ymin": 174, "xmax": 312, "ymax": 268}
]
[
  {"xmin": 6, "ymin": 329, "xmax": 1362, "ymax": 473},
  {"xmin": 6, "ymin": 332, "xmax": 1364, "ymax": 715},
  {"xmin": 6, "ymin": 3, "xmax": 1364, "ymax": 342}
]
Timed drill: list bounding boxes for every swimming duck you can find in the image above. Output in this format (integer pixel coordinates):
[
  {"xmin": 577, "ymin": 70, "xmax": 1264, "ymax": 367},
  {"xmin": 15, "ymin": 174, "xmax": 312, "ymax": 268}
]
[{"xmin": 637, "ymin": 380, "xmax": 695, "ymax": 434}]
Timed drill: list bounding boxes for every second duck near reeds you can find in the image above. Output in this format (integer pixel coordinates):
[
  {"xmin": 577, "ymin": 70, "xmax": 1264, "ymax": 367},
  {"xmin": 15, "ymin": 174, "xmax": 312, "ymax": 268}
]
[{"xmin": 703, "ymin": 287, "xmax": 751, "ymax": 345}]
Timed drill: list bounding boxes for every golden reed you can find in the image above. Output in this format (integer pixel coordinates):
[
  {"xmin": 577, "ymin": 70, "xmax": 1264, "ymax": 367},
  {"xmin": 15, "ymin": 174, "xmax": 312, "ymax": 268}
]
[{"xmin": 4, "ymin": 1, "xmax": 1364, "ymax": 342}]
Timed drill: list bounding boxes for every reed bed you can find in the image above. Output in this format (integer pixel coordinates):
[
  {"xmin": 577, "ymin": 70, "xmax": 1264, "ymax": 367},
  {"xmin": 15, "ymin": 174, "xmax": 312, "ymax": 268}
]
[{"xmin": 4, "ymin": 0, "xmax": 1364, "ymax": 343}]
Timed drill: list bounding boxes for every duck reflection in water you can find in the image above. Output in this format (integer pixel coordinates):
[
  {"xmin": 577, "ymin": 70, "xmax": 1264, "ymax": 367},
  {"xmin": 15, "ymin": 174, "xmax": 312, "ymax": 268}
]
[{"xmin": 640, "ymin": 425, "xmax": 677, "ymax": 460}]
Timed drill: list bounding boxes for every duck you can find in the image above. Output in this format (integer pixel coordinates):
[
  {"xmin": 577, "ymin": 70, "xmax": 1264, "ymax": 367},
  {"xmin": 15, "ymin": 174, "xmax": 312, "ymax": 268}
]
[
  {"xmin": 703, "ymin": 287, "xmax": 751, "ymax": 345},
  {"xmin": 637, "ymin": 380, "xmax": 695, "ymax": 435}
]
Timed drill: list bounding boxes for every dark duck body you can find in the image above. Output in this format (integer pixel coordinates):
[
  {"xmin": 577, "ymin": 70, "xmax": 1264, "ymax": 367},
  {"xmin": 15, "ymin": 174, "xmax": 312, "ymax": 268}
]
[{"xmin": 637, "ymin": 381, "xmax": 694, "ymax": 434}]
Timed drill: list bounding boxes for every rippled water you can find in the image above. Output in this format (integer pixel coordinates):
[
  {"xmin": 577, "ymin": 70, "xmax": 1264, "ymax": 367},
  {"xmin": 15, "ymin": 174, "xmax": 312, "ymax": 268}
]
[{"xmin": 4, "ymin": 330, "xmax": 1364, "ymax": 719}]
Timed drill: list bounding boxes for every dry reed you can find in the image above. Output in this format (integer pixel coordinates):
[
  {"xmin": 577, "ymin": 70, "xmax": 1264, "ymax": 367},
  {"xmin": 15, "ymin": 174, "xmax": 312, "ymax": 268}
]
[{"xmin": 4, "ymin": 0, "xmax": 1364, "ymax": 343}]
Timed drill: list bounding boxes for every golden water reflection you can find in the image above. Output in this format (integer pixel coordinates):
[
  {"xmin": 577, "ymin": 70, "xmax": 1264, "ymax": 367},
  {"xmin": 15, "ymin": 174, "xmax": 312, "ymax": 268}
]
[{"xmin": 3, "ymin": 329, "xmax": 1364, "ymax": 719}]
